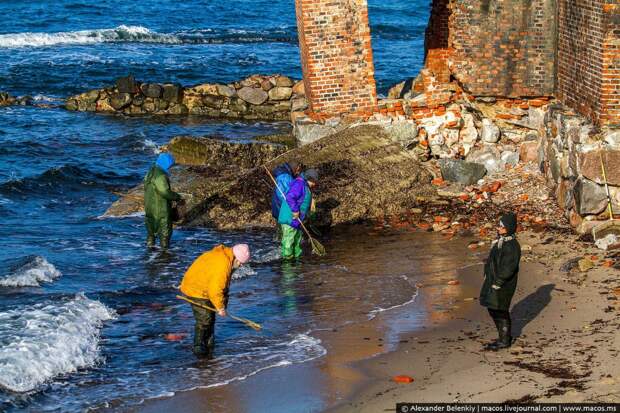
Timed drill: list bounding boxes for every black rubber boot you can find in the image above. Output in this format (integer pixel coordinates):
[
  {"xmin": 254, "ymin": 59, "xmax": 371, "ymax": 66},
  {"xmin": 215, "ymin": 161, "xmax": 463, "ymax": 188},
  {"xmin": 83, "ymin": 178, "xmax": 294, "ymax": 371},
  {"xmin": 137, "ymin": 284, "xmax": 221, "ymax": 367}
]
[
  {"xmin": 486, "ymin": 319, "xmax": 511, "ymax": 351},
  {"xmin": 484, "ymin": 317, "xmax": 502, "ymax": 350},
  {"xmin": 191, "ymin": 301, "xmax": 216, "ymax": 359}
]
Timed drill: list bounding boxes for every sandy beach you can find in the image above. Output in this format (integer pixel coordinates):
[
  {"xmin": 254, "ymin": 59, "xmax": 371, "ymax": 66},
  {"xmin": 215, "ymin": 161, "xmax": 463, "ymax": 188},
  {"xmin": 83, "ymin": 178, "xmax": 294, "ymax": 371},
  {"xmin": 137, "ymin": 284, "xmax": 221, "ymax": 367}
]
[
  {"xmin": 135, "ymin": 226, "xmax": 619, "ymax": 413},
  {"xmin": 330, "ymin": 230, "xmax": 620, "ymax": 411}
]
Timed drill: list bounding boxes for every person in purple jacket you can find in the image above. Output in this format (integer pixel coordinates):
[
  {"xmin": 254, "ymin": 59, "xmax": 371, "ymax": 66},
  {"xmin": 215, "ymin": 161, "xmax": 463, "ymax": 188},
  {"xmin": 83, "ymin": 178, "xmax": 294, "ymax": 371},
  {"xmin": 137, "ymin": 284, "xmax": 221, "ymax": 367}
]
[{"xmin": 277, "ymin": 169, "xmax": 318, "ymax": 259}]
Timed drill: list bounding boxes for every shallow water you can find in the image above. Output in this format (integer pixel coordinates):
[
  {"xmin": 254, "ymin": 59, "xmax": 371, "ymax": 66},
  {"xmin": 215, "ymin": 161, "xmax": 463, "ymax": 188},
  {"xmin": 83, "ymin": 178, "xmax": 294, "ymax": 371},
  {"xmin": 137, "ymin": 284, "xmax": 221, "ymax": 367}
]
[{"xmin": 0, "ymin": 1, "xmax": 432, "ymax": 411}]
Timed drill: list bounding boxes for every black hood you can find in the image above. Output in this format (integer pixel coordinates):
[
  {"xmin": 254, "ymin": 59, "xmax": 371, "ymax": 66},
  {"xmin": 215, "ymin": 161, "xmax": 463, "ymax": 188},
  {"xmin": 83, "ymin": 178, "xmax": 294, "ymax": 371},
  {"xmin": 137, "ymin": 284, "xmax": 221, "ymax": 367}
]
[{"xmin": 500, "ymin": 212, "xmax": 518, "ymax": 236}]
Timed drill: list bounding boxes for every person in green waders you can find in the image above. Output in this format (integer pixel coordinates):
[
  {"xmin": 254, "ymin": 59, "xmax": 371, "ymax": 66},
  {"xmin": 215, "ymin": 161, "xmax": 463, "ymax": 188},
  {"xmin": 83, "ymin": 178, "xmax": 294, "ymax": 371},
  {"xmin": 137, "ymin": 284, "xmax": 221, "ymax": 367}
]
[
  {"xmin": 278, "ymin": 169, "xmax": 318, "ymax": 259},
  {"xmin": 143, "ymin": 152, "xmax": 183, "ymax": 249},
  {"xmin": 480, "ymin": 212, "xmax": 521, "ymax": 351}
]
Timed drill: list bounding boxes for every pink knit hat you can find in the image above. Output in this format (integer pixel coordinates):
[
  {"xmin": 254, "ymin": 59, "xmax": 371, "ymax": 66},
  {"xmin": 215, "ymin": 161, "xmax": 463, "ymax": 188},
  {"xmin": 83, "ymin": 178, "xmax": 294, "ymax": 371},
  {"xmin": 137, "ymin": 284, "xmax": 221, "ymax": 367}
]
[{"xmin": 232, "ymin": 244, "xmax": 251, "ymax": 264}]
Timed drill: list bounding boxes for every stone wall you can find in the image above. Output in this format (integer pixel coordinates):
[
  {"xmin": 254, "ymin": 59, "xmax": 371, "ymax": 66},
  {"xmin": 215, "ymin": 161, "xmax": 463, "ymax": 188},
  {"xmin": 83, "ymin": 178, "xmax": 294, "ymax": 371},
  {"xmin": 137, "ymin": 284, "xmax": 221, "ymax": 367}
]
[
  {"xmin": 447, "ymin": 0, "xmax": 557, "ymax": 98},
  {"xmin": 540, "ymin": 106, "xmax": 620, "ymax": 232},
  {"xmin": 65, "ymin": 75, "xmax": 307, "ymax": 121},
  {"xmin": 294, "ymin": 0, "xmax": 377, "ymax": 117},
  {"xmin": 556, "ymin": 0, "xmax": 620, "ymax": 127}
]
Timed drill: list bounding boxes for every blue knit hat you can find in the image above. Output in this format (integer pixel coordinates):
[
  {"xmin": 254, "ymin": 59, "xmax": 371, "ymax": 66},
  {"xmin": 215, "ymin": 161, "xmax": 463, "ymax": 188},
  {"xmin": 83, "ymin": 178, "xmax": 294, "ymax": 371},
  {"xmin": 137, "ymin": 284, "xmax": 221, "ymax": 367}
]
[{"xmin": 156, "ymin": 153, "xmax": 175, "ymax": 174}]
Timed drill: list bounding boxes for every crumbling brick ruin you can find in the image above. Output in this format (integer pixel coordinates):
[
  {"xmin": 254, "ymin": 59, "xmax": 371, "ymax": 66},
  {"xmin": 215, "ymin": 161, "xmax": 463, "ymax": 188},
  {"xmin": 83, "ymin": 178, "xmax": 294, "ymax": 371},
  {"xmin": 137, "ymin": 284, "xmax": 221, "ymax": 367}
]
[
  {"xmin": 294, "ymin": 0, "xmax": 377, "ymax": 117},
  {"xmin": 295, "ymin": 0, "xmax": 620, "ymax": 127}
]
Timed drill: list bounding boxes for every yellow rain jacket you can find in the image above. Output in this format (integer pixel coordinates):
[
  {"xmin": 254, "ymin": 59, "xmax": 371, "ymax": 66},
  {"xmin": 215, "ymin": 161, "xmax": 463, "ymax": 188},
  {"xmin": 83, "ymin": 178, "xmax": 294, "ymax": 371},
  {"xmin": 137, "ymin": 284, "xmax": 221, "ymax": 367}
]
[{"xmin": 180, "ymin": 245, "xmax": 234, "ymax": 310}]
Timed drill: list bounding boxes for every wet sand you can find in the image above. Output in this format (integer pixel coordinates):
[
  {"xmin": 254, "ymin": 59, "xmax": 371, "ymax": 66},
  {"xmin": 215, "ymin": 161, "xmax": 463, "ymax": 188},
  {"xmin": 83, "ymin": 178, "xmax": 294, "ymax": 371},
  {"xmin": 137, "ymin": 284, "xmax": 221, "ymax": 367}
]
[{"xmin": 330, "ymin": 230, "xmax": 620, "ymax": 411}]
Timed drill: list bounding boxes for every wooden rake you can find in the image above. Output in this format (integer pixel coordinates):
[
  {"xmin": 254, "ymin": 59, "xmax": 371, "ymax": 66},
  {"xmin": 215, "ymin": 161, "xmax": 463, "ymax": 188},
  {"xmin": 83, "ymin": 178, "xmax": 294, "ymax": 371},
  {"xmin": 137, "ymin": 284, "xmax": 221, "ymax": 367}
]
[{"xmin": 176, "ymin": 295, "xmax": 262, "ymax": 331}]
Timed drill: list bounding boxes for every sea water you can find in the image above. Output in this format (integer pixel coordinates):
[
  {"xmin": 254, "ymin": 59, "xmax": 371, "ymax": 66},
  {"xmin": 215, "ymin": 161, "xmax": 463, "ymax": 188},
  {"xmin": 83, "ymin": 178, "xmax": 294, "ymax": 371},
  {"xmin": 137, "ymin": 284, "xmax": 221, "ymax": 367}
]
[{"xmin": 0, "ymin": 1, "xmax": 431, "ymax": 411}]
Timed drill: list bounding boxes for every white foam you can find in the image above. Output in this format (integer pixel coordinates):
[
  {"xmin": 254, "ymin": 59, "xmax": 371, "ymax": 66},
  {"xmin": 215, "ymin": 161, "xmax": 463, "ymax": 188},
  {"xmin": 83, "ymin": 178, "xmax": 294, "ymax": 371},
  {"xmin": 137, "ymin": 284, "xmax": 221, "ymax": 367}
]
[
  {"xmin": 0, "ymin": 25, "xmax": 179, "ymax": 48},
  {"xmin": 368, "ymin": 276, "xmax": 420, "ymax": 320},
  {"xmin": 252, "ymin": 246, "xmax": 281, "ymax": 264},
  {"xmin": 232, "ymin": 265, "xmax": 257, "ymax": 280},
  {"xmin": 142, "ymin": 139, "xmax": 161, "ymax": 154},
  {"xmin": 188, "ymin": 333, "xmax": 326, "ymax": 391},
  {"xmin": 0, "ymin": 256, "xmax": 61, "ymax": 287},
  {"xmin": 96, "ymin": 211, "xmax": 145, "ymax": 220},
  {"xmin": 0, "ymin": 294, "xmax": 116, "ymax": 393}
]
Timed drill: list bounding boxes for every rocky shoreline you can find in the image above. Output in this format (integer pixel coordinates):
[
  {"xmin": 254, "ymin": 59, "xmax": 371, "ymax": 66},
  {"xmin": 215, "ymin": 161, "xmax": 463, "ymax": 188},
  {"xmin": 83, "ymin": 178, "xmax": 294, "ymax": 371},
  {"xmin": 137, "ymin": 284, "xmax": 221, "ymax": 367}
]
[
  {"xmin": 65, "ymin": 74, "xmax": 306, "ymax": 121},
  {"xmin": 3, "ymin": 71, "xmax": 620, "ymax": 241}
]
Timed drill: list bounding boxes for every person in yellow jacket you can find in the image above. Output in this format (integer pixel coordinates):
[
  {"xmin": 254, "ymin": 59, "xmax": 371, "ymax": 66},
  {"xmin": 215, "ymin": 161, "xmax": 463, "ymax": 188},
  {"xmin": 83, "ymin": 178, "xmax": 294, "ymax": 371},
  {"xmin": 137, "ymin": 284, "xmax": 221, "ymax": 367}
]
[{"xmin": 180, "ymin": 243, "xmax": 251, "ymax": 358}]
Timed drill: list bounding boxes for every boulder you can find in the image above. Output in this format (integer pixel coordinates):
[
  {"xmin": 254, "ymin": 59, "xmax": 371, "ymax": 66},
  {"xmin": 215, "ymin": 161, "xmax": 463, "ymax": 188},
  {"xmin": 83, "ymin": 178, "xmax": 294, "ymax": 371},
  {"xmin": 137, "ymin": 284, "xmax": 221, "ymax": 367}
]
[
  {"xmin": 292, "ymin": 80, "xmax": 305, "ymax": 96},
  {"xmin": 83, "ymin": 89, "xmax": 100, "ymax": 104},
  {"xmin": 64, "ymin": 99, "xmax": 78, "ymax": 111},
  {"xmin": 166, "ymin": 103, "xmax": 189, "ymax": 115},
  {"xmin": 131, "ymin": 94, "xmax": 145, "ymax": 107},
  {"xmin": 275, "ymin": 76, "xmax": 294, "ymax": 87},
  {"xmin": 387, "ymin": 81, "xmax": 406, "ymax": 99},
  {"xmin": 460, "ymin": 113, "xmax": 478, "ymax": 156},
  {"xmin": 268, "ymin": 87, "xmax": 293, "ymax": 101},
  {"xmin": 574, "ymin": 177, "xmax": 608, "ymax": 216},
  {"xmin": 162, "ymin": 84, "xmax": 183, "ymax": 103},
  {"xmin": 261, "ymin": 79, "xmax": 274, "ymax": 91},
  {"xmin": 294, "ymin": 120, "xmax": 337, "ymax": 146},
  {"xmin": 216, "ymin": 84, "xmax": 236, "ymax": 97},
  {"xmin": 291, "ymin": 97, "xmax": 308, "ymax": 112},
  {"xmin": 439, "ymin": 159, "xmax": 487, "ymax": 185},
  {"xmin": 109, "ymin": 93, "xmax": 132, "ymax": 110},
  {"xmin": 116, "ymin": 75, "xmax": 138, "ymax": 94},
  {"xmin": 190, "ymin": 84, "xmax": 218, "ymax": 95},
  {"xmin": 166, "ymin": 136, "xmax": 287, "ymax": 168},
  {"xmin": 0, "ymin": 91, "xmax": 14, "ymax": 106},
  {"xmin": 240, "ymin": 76, "xmax": 262, "ymax": 88},
  {"xmin": 549, "ymin": 148, "xmax": 561, "ymax": 183},
  {"xmin": 481, "ymin": 118, "xmax": 501, "ymax": 143},
  {"xmin": 385, "ymin": 121, "xmax": 418, "ymax": 148},
  {"xmin": 519, "ymin": 140, "xmax": 539, "ymax": 163},
  {"xmin": 141, "ymin": 83, "xmax": 162, "ymax": 98},
  {"xmin": 156, "ymin": 99, "xmax": 169, "ymax": 111},
  {"xmin": 143, "ymin": 100, "xmax": 157, "ymax": 113},
  {"xmin": 229, "ymin": 98, "xmax": 248, "ymax": 113},
  {"xmin": 96, "ymin": 97, "xmax": 115, "ymax": 112},
  {"xmin": 467, "ymin": 146, "xmax": 503, "ymax": 174},
  {"xmin": 578, "ymin": 149, "xmax": 620, "ymax": 186},
  {"xmin": 604, "ymin": 130, "xmax": 620, "ymax": 148},
  {"xmin": 501, "ymin": 151, "xmax": 519, "ymax": 168},
  {"xmin": 238, "ymin": 87, "xmax": 269, "ymax": 105},
  {"xmin": 202, "ymin": 94, "xmax": 226, "ymax": 109}
]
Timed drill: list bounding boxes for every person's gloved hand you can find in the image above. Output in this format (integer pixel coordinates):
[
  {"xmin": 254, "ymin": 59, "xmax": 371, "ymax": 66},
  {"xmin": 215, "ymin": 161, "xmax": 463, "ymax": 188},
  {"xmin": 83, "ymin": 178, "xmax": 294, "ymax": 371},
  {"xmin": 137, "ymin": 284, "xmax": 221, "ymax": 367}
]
[{"xmin": 491, "ymin": 284, "xmax": 501, "ymax": 290}]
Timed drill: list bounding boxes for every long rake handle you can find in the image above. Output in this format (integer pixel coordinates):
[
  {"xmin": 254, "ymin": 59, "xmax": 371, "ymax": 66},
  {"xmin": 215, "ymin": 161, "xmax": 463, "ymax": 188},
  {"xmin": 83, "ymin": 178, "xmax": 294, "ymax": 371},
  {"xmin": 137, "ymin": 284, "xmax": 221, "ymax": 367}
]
[
  {"xmin": 176, "ymin": 295, "xmax": 261, "ymax": 331},
  {"xmin": 263, "ymin": 166, "xmax": 317, "ymax": 243}
]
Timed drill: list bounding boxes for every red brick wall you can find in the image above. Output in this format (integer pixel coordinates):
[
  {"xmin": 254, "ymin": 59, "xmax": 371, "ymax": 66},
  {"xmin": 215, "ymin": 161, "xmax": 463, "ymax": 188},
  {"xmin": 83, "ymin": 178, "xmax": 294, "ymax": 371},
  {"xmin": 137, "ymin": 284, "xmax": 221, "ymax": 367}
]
[
  {"xmin": 446, "ymin": 0, "xmax": 557, "ymax": 97},
  {"xmin": 557, "ymin": 0, "xmax": 620, "ymax": 127},
  {"xmin": 425, "ymin": 0, "xmax": 450, "ymax": 53},
  {"xmin": 294, "ymin": 0, "xmax": 377, "ymax": 116}
]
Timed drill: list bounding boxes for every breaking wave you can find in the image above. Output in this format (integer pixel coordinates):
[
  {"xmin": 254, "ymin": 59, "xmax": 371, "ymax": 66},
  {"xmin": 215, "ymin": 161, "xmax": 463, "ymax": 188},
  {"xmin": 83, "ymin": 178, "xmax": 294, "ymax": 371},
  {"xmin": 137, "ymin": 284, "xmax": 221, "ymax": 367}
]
[
  {"xmin": 0, "ymin": 256, "xmax": 61, "ymax": 287},
  {"xmin": 0, "ymin": 294, "xmax": 116, "ymax": 393},
  {"xmin": 0, "ymin": 25, "xmax": 298, "ymax": 48}
]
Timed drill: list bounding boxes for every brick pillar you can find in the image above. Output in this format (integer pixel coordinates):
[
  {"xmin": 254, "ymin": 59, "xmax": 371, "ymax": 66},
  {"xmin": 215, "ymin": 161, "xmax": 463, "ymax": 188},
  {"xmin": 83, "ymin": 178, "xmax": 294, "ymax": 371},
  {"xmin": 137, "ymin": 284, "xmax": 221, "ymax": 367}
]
[
  {"xmin": 295, "ymin": 0, "xmax": 378, "ymax": 117},
  {"xmin": 557, "ymin": 0, "xmax": 620, "ymax": 126}
]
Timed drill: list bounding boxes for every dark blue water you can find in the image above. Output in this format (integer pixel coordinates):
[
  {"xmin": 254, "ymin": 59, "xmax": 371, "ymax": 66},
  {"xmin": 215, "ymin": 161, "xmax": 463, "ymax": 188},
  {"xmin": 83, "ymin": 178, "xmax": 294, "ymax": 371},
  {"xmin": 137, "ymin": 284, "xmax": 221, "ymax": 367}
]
[{"xmin": 0, "ymin": 1, "xmax": 430, "ymax": 411}]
